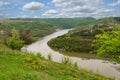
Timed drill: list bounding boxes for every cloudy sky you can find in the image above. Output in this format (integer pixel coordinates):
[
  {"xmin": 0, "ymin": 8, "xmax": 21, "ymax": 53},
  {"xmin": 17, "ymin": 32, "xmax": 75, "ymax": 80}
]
[{"xmin": 0, "ymin": 0, "xmax": 120, "ymax": 18}]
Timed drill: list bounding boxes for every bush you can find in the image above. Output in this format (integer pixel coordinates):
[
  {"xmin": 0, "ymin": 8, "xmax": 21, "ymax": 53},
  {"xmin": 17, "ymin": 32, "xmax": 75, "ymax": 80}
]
[
  {"xmin": 6, "ymin": 29, "xmax": 24, "ymax": 50},
  {"xmin": 20, "ymin": 29, "xmax": 33, "ymax": 44},
  {"xmin": 48, "ymin": 37, "xmax": 93, "ymax": 52},
  {"xmin": 7, "ymin": 38, "xmax": 24, "ymax": 50},
  {"xmin": 92, "ymin": 29, "xmax": 120, "ymax": 57}
]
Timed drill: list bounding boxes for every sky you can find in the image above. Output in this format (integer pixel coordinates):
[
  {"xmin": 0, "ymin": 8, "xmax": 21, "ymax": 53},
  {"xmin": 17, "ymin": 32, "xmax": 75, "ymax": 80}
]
[{"xmin": 0, "ymin": 0, "xmax": 120, "ymax": 19}]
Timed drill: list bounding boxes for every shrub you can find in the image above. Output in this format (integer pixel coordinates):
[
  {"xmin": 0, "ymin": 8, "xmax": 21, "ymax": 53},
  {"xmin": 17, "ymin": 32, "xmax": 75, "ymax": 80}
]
[
  {"xmin": 92, "ymin": 29, "xmax": 120, "ymax": 57},
  {"xmin": 6, "ymin": 29, "xmax": 24, "ymax": 50},
  {"xmin": 7, "ymin": 38, "xmax": 24, "ymax": 50},
  {"xmin": 20, "ymin": 29, "xmax": 33, "ymax": 44},
  {"xmin": 62, "ymin": 56, "xmax": 71, "ymax": 64},
  {"xmin": 47, "ymin": 54, "xmax": 52, "ymax": 61},
  {"xmin": 72, "ymin": 62, "xmax": 78, "ymax": 69}
]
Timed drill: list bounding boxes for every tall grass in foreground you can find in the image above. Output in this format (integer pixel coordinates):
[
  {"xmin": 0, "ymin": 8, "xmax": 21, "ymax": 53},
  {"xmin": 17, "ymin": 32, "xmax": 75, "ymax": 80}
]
[{"xmin": 47, "ymin": 54, "xmax": 52, "ymax": 61}]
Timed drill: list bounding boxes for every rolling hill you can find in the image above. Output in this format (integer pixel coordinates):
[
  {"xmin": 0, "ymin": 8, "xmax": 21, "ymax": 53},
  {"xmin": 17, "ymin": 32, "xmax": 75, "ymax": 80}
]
[{"xmin": 48, "ymin": 17, "xmax": 120, "ymax": 57}]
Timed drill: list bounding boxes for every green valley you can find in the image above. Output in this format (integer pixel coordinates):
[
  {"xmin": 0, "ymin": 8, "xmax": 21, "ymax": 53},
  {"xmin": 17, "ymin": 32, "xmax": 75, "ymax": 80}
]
[
  {"xmin": 0, "ymin": 17, "xmax": 120, "ymax": 79},
  {"xmin": 1, "ymin": 0, "xmax": 120, "ymax": 79},
  {"xmin": 48, "ymin": 17, "xmax": 120, "ymax": 60},
  {"xmin": 0, "ymin": 17, "xmax": 94, "ymax": 42}
]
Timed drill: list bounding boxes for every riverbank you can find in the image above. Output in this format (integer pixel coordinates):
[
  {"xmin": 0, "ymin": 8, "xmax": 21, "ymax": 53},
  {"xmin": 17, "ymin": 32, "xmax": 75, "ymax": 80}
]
[
  {"xmin": 24, "ymin": 29, "xmax": 120, "ymax": 79},
  {"xmin": 50, "ymin": 48, "xmax": 113, "ymax": 60}
]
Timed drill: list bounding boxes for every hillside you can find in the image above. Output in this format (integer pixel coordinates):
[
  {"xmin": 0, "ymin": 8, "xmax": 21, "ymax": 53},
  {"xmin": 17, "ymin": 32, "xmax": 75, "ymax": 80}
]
[
  {"xmin": 76, "ymin": 17, "xmax": 120, "ymax": 29},
  {"xmin": 0, "ymin": 17, "xmax": 94, "ymax": 41},
  {"xmin": 0, "ymin": 44, "xmax": 111, "ymax": 80},
  {"xmin": 48, "ymin": 17, "xmax": 120, "ymax": 58},
  {"xmin": 41, "ymin": 17, "xmax": 95, "ymax": 28},
  {"xmin": 0, "ymin": 19, "xmax": 57, "ymax": 40},
  {"xmin": 7, "ymin": 17, "xmax": 95, "ymax": 28}
]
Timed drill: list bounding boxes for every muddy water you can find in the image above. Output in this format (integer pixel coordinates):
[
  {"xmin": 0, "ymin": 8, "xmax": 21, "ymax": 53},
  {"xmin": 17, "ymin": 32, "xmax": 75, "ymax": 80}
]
[{"xmin": 23, "ymin": 29, "xmax": 120, "ymax": 79}]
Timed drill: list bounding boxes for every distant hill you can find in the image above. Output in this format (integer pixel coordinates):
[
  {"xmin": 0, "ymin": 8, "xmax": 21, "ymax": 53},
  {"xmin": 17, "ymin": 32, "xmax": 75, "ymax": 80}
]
[
  {"xmin": 7, "ymin": 17, "xmax": 95, "ymax": 28},
  {"xmin": 0, "ymin": 17, "xmax": 95, "ymax": 41},
  {"xmin": 76, "ymin": 17, "xmax": 120, "ymax": 29},
  {"xmin": 40, "ymin": 17, "xmax": 95, "ymax": 28},
  {"xmin": 0, "ymin": 19, "xmax": 57, "ymax": 42},
  {"xmin": 48, "ymin": 17, "xmax": 120, "ymax": 54}
]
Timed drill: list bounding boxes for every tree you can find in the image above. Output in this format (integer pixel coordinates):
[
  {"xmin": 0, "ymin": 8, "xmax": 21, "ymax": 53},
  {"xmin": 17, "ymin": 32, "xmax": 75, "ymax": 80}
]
[
  {"xmin": 92, "ymin": 29, "xmax": 120, "ymax": 57},
  {"xmin": 7, "ymin": 29, "xmax": 24, "ymax": 50},
  {"xmin": 20, "ymin": 29, "xmax": 33, "ymax": 44}
]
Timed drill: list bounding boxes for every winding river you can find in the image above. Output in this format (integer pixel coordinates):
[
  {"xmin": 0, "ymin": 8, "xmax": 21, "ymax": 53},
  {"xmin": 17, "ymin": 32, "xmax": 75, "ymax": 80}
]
[{"xmin": 22, "ymin": 29, "xmax": 120, "ymax": 80}]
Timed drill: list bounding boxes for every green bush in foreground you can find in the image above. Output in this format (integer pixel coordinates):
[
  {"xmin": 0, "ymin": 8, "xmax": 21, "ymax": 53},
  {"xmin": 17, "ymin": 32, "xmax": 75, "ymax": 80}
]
[{"xmin": 6, "ymin": 29, "xmax": 24, "ymax": 50}]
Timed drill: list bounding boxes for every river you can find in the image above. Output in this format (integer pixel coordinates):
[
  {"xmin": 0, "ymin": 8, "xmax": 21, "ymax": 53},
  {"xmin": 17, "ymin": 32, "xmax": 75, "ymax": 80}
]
[{"xmin": 22, "ymin": 29, "xmax": 120, "ymax": 80}]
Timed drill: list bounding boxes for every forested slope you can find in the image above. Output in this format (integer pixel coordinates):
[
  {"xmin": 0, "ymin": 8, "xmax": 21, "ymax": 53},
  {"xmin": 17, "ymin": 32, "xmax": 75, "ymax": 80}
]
[{"xmin": 48, "ymin": 17, "xmax": 120, "ymax": 54}]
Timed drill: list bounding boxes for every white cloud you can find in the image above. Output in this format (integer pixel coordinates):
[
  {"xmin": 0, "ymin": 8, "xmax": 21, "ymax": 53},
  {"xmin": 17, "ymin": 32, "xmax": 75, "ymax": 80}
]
[
  {"xmin": 42, "ymin": 9, "xmax": 58, "ymax": 17},
  {"xmin": 0, "ymin": 14, "xmax": 13, "ymax": 19},
  {"xmin": 0, "ymin": 1, "xmax": 10, "ymax": 10},
  {"xmin": 22, "ymin": 2, "xmax": 44, "ymax": 13},
  {"xmin": 95, "ymin": 8, "xmax": 115, "ymax": 14},
  {"xmin": 43, "ymin": 0, "xmax": 114, "ymax": 18},
  {"xmin": 0, "ymin": 1, "xmax": 10, "ymax": 7},
  {"xmin": 34, "ymin": 16, "xmax": 41, "ymax": 18},
  {"xmin": 0, "ymin": 8, "xmax": 5, "ymax": 10},
  {"xmin": 52, "ymin": 0, "xmax": 103, "ymax": 7},
  {"xmin": 91, "ymin": 8, "xmax": 115, "ymax": 18},
  {"xmin": 19, "ymin": 15, "xmax": 29, "ymax": 18},
  {"xmin": 109, "ymin": 0, "xmax": 120, "ymax": 6},
  {"xmin": 14, "ymin": 4, "xmax": 18, "ymax": 6},
  {"xmin": 65, "ymin": 6, "xmax": 96, "ymax": 13}
]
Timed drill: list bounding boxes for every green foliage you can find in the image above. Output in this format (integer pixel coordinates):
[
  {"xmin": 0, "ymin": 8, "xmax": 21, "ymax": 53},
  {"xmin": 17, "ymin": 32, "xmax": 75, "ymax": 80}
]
[
  {"xmin": 92, "ymin": 29, "xmax": 120, "ymax": 57},
  {"xmin": 0, "ymin": 44, "xmax": 5, "ymax": 54},
  {"xmin": 62, "ymin": 56, "xmax": 71, "ymax": 65},
  {"xmin": 41, "ymin": 17, "xmax": 95, "ymax": 28},
  {"xmin": 6, "ymin": 29, "xmax": 24, "ymax": 50},
  {"xmin": 76, "ymin": 17, "xmax": 120, "ymax": 29},
  {"xmin": 48, "ymin": 35, "xmax": 93, "ymax": 52},
  {"xmin": 23, "ymin": 54, "xmax": 44, "ymax": 70},
  {"xmin": 20, "ymin": 29, "xmax": 33, "ymax": 44},
  {"xmin": 72, "ymin": 62, "xmax": 78, "ymax": 69},
  {"xmin": 0, "ymin": 17, "xmax": 94, "ymax": 41},
  {"xmin": 0, "ymin": 19, "xmax": 57, "ymax": 40},
  {"xmin": 48, "ymin": 17, "xmax": 120, "ymax": 58},
  {"xmin": 36, "ymin": 52, "xmax": 43, "ymax": 59},
  {"xmin": 7, "ymin": 36, "xmax": 24, "ymax": 50},
  {"xmin": 111, "ymin": 56, "xmax": 120, "ymax": 63},
  {"xmin": 47, "ymin": 54, "xmax": 52, "ymax": 61}
]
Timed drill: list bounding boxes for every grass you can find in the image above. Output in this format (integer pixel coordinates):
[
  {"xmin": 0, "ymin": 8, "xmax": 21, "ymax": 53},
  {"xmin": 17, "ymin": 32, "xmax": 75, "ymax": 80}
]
[
  {"xmin": 47, "ymin": 54, "xmax": 52, "ymax": 61},
  {"xmin": 0, "ymin": 45, "xmax": 112, "ymax": 80}
]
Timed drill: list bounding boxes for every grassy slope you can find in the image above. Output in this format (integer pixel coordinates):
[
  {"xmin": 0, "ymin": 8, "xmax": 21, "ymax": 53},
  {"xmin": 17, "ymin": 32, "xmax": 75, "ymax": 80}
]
[{"xmin": 0, "ymin": 44, "xmax": 111, "ymax": 80}]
